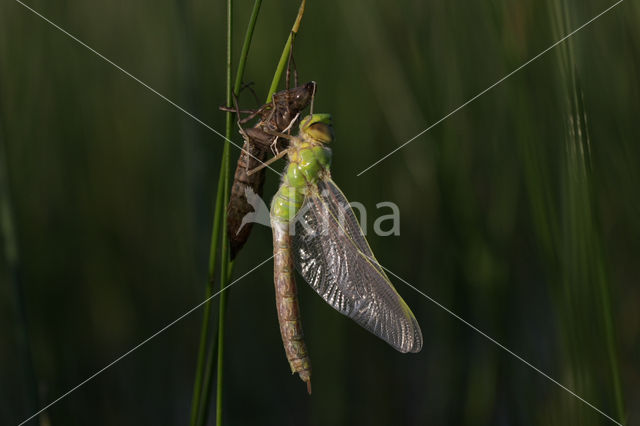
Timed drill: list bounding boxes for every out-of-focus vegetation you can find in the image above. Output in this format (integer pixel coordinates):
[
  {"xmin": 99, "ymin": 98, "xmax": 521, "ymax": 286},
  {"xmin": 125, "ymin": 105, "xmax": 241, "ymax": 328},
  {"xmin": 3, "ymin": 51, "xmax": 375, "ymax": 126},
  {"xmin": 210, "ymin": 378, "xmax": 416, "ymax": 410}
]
[{"xmin": 1, "ymin": 0, "xmax": 638, "ymax": 425}]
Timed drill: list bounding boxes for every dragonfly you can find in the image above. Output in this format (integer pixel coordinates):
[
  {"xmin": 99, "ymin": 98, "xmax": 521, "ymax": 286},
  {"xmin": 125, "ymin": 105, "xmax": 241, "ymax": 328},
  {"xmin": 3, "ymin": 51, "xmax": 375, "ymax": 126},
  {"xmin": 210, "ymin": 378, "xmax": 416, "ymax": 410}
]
[
  {"xmin": 226, "ymin": 81, "xmax": 316, "ymax": 259},
  {"xmin": 257, "ymin": 113, "xmax": 423, "ymax": 393}
]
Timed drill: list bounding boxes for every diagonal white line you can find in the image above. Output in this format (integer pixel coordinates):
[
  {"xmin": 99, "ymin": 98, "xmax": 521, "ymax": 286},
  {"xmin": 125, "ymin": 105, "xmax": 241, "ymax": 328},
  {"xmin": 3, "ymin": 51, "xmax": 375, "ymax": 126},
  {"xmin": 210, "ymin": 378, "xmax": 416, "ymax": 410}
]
[
  {"xmin": 379, "ymin": 264, "xmax": 622, "ymax": 426},
  {"xmin": 13, "ymin": 0, "xmax": 282, "ymax": 176},
  {"xmin": 357, "ymin": 0, "xmax": 624, "ymax": 176},
  {"xmin": 17, "ymin": 255, "xmax": 274, "ymax": 426}
]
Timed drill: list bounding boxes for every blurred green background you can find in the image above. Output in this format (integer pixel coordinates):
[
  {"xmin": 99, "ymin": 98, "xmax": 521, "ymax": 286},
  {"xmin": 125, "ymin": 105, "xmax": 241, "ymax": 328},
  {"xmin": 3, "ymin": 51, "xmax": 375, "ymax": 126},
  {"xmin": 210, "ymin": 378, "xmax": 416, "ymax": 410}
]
[{"xmin": 1, "ymin": 0, "xmax": 639, "ymax": 425}]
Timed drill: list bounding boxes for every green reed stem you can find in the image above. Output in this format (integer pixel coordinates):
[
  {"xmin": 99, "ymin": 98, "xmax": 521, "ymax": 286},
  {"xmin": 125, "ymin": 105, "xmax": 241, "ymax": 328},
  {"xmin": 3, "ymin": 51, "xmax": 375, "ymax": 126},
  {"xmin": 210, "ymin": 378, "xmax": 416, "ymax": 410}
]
[
  {"xmin": 197, "ymin": 264, "xmax": 234, "ymax": 426},
  {"xmin": 266, "ymin": 0, "xmax": 306, "ymax": 102},
  {"xmin": 188, "ymin": 138, "xmax": 227, "ymax": 426},
  {"xmin": 212, "ymin": 0, "xmax": 233, "ymax": 422},
  {"xmin": 234, "ymin": 1, "xmax": 263, "ymax": 96},
  {"xmin": 193, "ymin": 1, "xmax": 264, "ymax": 425},
  {"xmin": 191, "ymin": 1, "xmax": 306, "ymax": 423}
]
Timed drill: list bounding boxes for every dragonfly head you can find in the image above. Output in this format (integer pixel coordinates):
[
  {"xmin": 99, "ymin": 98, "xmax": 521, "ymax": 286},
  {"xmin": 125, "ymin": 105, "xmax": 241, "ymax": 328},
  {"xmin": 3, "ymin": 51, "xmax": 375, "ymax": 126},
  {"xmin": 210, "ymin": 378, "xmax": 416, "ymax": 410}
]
[
  {"xmin": 289, "ymin": 81, "xmax": 316, "ymax": 109},
  {"xmin": 300, "ymin": 113, "xmax": 334, "ymax": 144}
]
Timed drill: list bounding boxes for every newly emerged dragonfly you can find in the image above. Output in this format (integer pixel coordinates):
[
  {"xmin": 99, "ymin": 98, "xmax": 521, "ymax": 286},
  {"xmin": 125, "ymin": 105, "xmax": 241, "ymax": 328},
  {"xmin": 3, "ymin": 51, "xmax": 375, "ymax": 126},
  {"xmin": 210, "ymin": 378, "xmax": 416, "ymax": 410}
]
[
  {"xmin": 263, "ymin": 114, "xmax": 423, "ymax": 393},
  {"xmin": 226, "ymin": 82, "xmax": 316, "ymax": 259}
]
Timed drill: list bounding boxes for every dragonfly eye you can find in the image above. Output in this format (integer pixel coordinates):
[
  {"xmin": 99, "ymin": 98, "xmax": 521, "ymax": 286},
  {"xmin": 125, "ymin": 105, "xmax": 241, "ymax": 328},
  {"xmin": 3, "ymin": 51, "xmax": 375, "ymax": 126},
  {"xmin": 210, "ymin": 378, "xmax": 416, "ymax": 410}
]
[{"xmin": 307, "ymin": 122, "xmax": 333, "ymax": 143}]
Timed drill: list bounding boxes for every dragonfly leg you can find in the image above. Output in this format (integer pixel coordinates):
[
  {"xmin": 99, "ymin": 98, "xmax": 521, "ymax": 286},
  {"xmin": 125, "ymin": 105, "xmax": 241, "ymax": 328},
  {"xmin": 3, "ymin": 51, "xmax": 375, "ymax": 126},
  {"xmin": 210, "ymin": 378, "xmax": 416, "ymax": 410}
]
[
  {"xmin": 283, "ymin": 112, "xmax": 300, "ymax": 133},
  {"xmin": 238, "ymin": 81, "xmax": 261, "ymax": 106},
  {"xmin": 263, "ymin": 128, "xmax": 295, "ymax": 140},
  {"xmin": 220, "ymin": 92, "xmax": 273, "ymax": 126},
  {"xmin": 247, "ymin": 148, "xmax": 291, "ymax": 176},
  {"xmin": 239, "ymin": 103, "xmax": 272, "ymax": 125},
  {"xmin": 231, "ymin": 96, "xmax": 275, "ymax": 146},
  {"xmin": 219, "ymin": 84, "xmax": 261, "ymax": 123},
  {"xmin": 219, "ymin": 106, "xmax": 255, "ymax": 114},
  {"xmin": 269, "ymin": 112, "xmax": 300, "ymax": 155},
  {"xmin": 231, "ymin": 95, "xmax": 253, "ymax": 143},
  {"xmin": 309, "ymin": 81, "xmax": 317, "ymax": 115},
  {"xmin": 270, "ymin": 138, "xmax": 280, "ymax": 156}
]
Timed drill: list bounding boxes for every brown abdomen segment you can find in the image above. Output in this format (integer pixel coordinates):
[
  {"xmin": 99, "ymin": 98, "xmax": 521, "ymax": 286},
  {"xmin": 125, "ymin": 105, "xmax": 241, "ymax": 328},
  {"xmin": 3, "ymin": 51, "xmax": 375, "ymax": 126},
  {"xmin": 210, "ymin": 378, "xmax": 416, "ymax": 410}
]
[
  {"xmin": 227, "ymin": 137, "xmax": 269, "ymax": 259},
  {"xmin": 271, "ymin": 220, "xmax": 312, "ymax": 393}
]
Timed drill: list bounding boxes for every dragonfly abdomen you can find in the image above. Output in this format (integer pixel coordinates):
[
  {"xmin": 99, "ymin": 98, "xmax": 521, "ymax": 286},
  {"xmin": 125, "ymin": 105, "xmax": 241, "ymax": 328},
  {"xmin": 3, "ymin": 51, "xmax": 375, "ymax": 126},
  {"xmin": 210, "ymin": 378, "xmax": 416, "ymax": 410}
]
[
  {"xmin": 271, "ymin": 186, "xmax": 304, "ymax": 223},
  {"xmin": 227, "ymin": 140, "xmax": 269, "ymax": 258},
  {"xmin": 271, "ymin": 219, "xmax": 312, "ymax": 393}
]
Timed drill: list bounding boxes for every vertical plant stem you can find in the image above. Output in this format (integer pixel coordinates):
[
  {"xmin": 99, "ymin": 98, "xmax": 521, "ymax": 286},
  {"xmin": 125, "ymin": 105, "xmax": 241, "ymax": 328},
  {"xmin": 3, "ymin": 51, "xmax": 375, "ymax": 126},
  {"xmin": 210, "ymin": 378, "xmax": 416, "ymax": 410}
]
[
  {"xmin": 214, "ymin": 1, "xmax": 234, "ymax": 422},
  {"xmin": 208, "ymin": 5, "xmax": 308, "ymax": 422},
  {"xmin": 197, "ymin": 263, "xmax": 234, "ymax": 426},
  {"xmin": 266, "ymin": 0, "xmax": 306, "ymax": 102},
  {"xmin": 190, "ymin": 0, "xmax": 262, "ymax": 424},
  {"xmin": 189, "ymin": 149, "xmax": 226, "ymax": 426},
  {"xmin": 200, "ymin": 1, "xmax": 265, "ymax": 425},
  {"xmin": 214, "ymin": 141, "xmax": 231, "ymax": 426},
  {"xmin": 234, "ymin": 1, "xmax": 263, "ymax": 95},
  {"xmin": 192, "ymin": 1, "xmax": 306, "ymax": 424}
]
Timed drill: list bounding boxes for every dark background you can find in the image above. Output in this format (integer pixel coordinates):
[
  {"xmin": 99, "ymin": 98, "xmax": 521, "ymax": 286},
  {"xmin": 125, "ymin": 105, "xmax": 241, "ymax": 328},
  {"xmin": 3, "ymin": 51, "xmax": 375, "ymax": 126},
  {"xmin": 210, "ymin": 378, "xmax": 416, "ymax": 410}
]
[{"xmin": 1, "ymin": 0, "xmax": 638, "ymax": 425}]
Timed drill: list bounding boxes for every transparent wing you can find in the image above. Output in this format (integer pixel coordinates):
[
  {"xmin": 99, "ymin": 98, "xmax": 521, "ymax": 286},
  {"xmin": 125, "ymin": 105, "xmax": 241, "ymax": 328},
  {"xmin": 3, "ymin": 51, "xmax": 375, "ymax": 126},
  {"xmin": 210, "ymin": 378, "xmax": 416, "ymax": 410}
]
[{"xmin": 292, "ymin": 178, "xmax": 423, "ymax": 353}]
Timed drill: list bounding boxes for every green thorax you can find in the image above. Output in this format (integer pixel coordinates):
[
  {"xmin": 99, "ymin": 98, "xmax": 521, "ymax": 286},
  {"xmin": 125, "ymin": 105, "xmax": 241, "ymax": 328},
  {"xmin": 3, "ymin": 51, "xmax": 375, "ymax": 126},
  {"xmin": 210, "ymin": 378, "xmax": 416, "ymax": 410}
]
[{"xmin": 271, "ymin": 114, "xmax": 334, "ymax": 223}]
